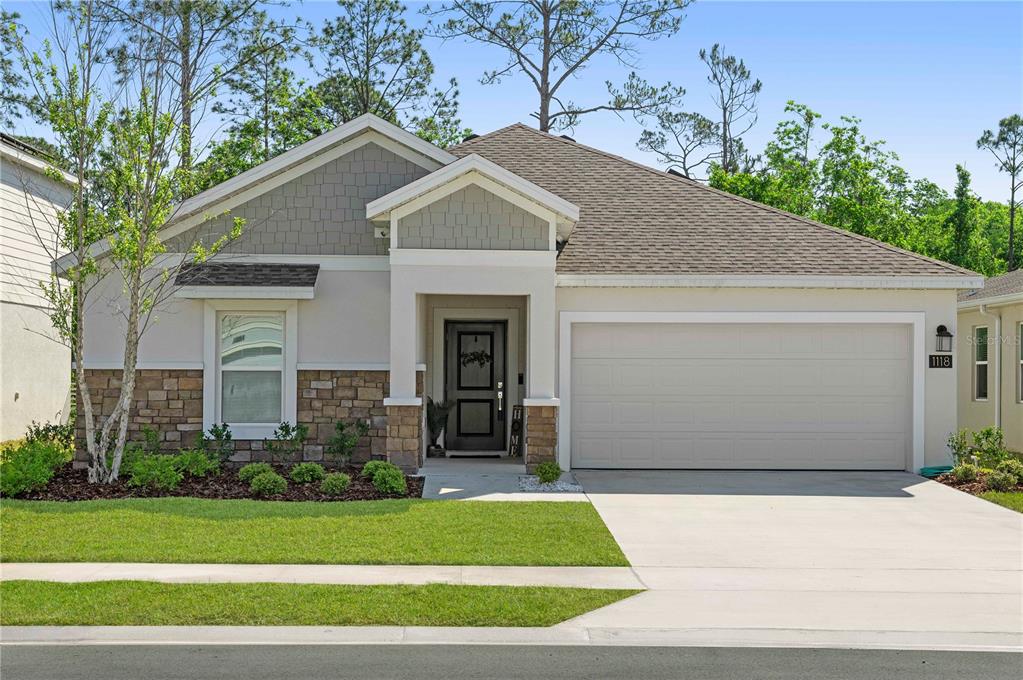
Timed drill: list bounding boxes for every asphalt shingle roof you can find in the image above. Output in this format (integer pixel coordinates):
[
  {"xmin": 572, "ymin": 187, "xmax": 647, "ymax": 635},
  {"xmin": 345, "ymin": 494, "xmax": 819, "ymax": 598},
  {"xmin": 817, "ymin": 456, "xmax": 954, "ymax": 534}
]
[
  {"xmin": 451, "ymin": 124, "xmax": 975, "ymax": 278},
  {"xmin": 958, "ymin": 268, "xmax": 1023, "ymax": 303},
  {"xmin": 175, "ymin": 263, "xmax": 320, "ymax": 287}
]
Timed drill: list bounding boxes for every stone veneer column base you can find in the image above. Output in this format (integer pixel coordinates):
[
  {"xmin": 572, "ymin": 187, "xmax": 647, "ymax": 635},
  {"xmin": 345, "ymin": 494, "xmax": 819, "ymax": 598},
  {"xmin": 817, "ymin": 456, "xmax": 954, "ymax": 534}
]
[
  {"xmin": 524, "ymin": 405, "xmax": 558, "ymax": 472},
  {"xmin": 385, "ymin": 404, "xmax": 422, "ymax": 473}
]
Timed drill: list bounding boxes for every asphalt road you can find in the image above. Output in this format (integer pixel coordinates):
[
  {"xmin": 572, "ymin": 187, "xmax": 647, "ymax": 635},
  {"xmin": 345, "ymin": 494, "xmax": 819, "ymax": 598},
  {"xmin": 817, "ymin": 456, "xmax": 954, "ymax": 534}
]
[{"xmin": 1, "ymin": 645, "xmax": 1020, "ymax": 680}]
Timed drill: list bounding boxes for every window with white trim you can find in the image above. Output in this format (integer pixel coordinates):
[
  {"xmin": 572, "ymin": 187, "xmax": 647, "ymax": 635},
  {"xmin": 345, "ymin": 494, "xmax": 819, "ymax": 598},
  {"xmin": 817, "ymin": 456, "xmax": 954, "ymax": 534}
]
[
  {"xmin": 974, "ymin": 326, "xmax": 989, "ymax": 401},
  {"xmin": 219, "ymin": 312, "xmax": 284, "ymax": 424}
]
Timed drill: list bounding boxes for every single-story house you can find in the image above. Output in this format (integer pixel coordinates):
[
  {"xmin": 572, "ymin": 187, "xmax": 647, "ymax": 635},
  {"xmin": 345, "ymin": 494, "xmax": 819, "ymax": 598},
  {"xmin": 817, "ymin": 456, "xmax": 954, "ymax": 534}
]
[
  {"xmin": 1, "ymin": 134, "xmax": 73, "ymax": 441},
  {"xmin": 957, "ymin": 268, "xmax": 1023, "ymax": 451},
  {"xmin": 63, "ymin": 114, "xmax": 984, "ymax": 473}
]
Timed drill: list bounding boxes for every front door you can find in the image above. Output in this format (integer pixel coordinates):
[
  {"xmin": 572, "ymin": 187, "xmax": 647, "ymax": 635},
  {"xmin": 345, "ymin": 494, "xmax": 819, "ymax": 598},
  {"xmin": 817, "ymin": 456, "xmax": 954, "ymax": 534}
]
[{"xmin": 445, "ymin": 321, "xmax": 506, "ymax": 451}]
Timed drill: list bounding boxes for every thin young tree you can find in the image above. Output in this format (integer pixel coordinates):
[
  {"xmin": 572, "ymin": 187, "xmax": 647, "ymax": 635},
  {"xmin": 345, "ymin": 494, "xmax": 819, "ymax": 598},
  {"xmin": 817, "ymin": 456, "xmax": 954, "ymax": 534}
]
[
  {"xmin": 637, "ymin": 110, "xmax": 720, "ymax": 179},
  {"xmin": 977, "ymin": 114, "xmax": 1023, "ymax": 270},
  {"xmin": 425, "ymin": 0, "xmax": 691, "ymax": 132},
  {"xmin": 699, "ymin": 43, "xmax": 761, "ymax": 173}
]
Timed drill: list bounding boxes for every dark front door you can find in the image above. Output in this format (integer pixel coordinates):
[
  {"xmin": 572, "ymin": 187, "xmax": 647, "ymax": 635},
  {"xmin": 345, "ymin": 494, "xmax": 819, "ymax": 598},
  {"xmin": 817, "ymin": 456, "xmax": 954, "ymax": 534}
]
[{"xmin": 445, "ymin": 321, "xmax": 506, "ymax": 451}]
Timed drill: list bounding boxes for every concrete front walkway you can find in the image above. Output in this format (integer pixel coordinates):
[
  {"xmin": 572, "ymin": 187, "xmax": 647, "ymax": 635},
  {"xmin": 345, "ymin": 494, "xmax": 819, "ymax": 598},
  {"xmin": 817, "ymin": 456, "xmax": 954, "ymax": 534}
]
[
  {"xmin": 571, "ymin": 470, "xmax": 1023, "ymax": 651},
  {"xmin": 419, "ymin": 457, "xmax": 586, "ymax": 501}
]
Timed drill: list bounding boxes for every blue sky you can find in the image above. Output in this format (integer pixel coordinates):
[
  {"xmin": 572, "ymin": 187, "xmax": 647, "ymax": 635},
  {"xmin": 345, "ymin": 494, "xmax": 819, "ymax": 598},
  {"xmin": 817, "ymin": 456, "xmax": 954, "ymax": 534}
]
[{"xmin": 8, "ymin": 1, "xmax": 1022, "ymax": 201}]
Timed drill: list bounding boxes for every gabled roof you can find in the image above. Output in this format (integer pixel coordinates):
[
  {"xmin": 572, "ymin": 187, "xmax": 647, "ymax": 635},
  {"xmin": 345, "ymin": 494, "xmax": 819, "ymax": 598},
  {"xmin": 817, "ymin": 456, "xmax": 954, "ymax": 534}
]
[
  {"xmin": 452, "ymin": 124, "xmax": 980, "ymax": 282},
  {"xmin": 958, "ymin": 268, "xmax": 1023, "ymax": 306}
]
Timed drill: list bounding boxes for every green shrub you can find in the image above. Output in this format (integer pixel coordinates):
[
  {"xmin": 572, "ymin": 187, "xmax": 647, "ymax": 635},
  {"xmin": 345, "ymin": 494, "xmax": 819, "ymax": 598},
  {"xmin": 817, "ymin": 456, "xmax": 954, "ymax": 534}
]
[
  {"xmin": 0, "ymin": 440, "xmax": 67, "ymax": 497},
  {"xmin": 951, "ymin": 463, "xmax": 981, "ymax": 484},
  {"xmin": 946, "ymin": 429, "xmax": 972, "ymax": 465},
  {"xmin": 25, "ymin": 420, "xmax": 74, "ymax": 459},
  {"xmin": 199, "ymin": 423, "xmax": 234, "ymax": 462},
  {"xmin": 372, "ymin": 466, "xmax": 407, "ymax": 495},
  {"xmin": 238, "ymin": 462, "xmax": 274, "ymax": 483},
  {"xmin": 250, "ymin": 470, "xmax": 287, "ymax": 496},
  {"xmin": 973, "ymin": 427, "xmax": 1009, "ymax": 468},
  {"xmin": 290, "ymin": 462, "xmax": 326, "ymax": 483},
  {"xmin": 984, "ymin": 470, "xmax": 1016, "ymax": 492},
  {"xmin": 264, "ymin": 422, "xmax": 308, "ymax": 463},
  {"xmin": 326, "ymin": 420, "xmax": 369, "ymax": 465},
  {"xmin": 535, "ymin": 461, "xmax": 562, "ymax": 484},
  {"xmin": 995, "ymin": 458, "xmax": 1023, "ymax": 485},
  {"xmin": 361, "ymin": 460, "xmax": 391, "ymax": 479},
  {"xmin": 173, "ymin": 449, "xmax": 221, "ymax": 477},
  {"xmin": 320, "ymin": 472, "xmax": 352, "ymax": 496},
  {"xmin": 140, "ymin": 425, "xmax": 161, "ymax": 455},
  {"xmin": 127, "ymin": 454, "xmax": 183, "ymax": 491}
]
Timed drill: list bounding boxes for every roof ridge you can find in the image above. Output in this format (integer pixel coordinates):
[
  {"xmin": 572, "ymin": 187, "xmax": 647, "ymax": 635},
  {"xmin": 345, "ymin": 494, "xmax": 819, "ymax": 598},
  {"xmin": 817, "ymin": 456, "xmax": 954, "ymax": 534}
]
[
  {"xmin": 486, "ymin": 123, "xmax": 977, "ymax": 278},
  {"xmin": 449, "ymin": 122, "xmax": 530, "ymax": 151}
]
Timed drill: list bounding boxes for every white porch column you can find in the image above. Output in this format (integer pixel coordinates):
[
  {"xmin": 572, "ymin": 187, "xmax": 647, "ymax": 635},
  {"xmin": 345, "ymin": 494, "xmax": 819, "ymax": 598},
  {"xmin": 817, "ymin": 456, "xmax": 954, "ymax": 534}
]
[
  {"xmin": 526, "ymin": 275, "xmax": 557, "ymax": 399},
  {"xmin": 387, "ymin": 282, "xmax": 418, "ymax": 401}
]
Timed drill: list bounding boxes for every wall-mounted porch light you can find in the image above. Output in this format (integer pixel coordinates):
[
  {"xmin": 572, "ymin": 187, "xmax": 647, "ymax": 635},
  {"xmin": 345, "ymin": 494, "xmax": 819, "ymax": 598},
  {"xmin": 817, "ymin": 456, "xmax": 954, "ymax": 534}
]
[{"xmin": 935, "ymin": 325, "xmax": 953, "ymax": 353}]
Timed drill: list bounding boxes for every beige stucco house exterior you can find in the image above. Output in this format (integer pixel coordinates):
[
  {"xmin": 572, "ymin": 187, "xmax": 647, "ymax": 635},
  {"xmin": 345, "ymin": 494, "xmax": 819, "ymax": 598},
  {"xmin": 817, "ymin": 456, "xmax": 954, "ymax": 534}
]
[
  {"xmin": 60, "ymin": 114, "xmax": 984, "ymax": 473},
  {"xmin": 958, "ymin": 269, "xmax": 1023, "ymax": 452},
  {"xmin": 1, "ymin": 135, "xmax": 72, "ymax": 441}
]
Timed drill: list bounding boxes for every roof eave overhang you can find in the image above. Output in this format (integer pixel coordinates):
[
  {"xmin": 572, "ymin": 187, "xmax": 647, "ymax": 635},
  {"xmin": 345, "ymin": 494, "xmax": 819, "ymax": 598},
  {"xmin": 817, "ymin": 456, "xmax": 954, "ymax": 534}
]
[
  {"xmin": 958, "ymin": 291, "xmax": 1023, "ymax": 309},
  {"xmin": 174, "ymin": 285, "xmax": 315, "ymax": 300},
  {"xmin": 556, "ymin": 274, "xmax": 986, "ymax": 290}
]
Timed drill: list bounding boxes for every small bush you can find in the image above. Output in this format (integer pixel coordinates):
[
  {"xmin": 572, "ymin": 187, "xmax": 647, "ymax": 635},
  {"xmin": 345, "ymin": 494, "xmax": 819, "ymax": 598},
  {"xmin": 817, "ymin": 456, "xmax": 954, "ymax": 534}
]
[
  {"xmin": 946, "ymin": 429, "xmax": 972, "ymax": 466},
  {"xmin": 320, "ymin": 472, "xmax": 352, "ymax": 496},
  {"xmin": 199, "ymin": 423, "xmax": 234, "ymax": 462},
  {"xmin": 994, "ymin": 458, "xmax": 1023, "ymax": 485},
  {"xmin": 535, "ymin": 461, "xmax": 562, "ymax": 484},
  {"xmin": 972, "ymin": 427, "xmax": 1009, "ymax": 468},
  {"xmin": 0, "ymin": 440, "xmax": 67, "ymax": 497},
  {"xmin": 326, "ymin": 420, "xmax": 369, "ymax": 465},
  {"xmin": 264, "ymin": 422, "xmax": 308, "ymax": 463},
  {"xmin": 372, "ymin": 466, "xmax": 407, "ymax": 495},
  {"xmin": 173, "ymin": 449, "xmax": 220, "ymax": 477},
  {"xmin": 951, "ymin": 463, "xmax": 981, "ymax": 484},
  {"xmin": 250, "ymin": 470, "xmax": 287, "ymax": 497},
  {"xmin": 290, "ymin": 462, "xmax": 326, "ymax": 483},
  {"xmin": 25, "ymin": 420, "xmax": 74, "ymax": 458},
  {"xmin": 127, "ymin": 454, "xmax": 183, "ymax": 491},
  {"xmin": 238, "ymin": 462, "xmax": 274, "ymax": 483},
  {"xmin": 984, "ymin": 470, "xmax": 1016, "ymax": 492},
  {"xmin": 361, "ymin": 460, "xmax": 391, "ymax": 479}
]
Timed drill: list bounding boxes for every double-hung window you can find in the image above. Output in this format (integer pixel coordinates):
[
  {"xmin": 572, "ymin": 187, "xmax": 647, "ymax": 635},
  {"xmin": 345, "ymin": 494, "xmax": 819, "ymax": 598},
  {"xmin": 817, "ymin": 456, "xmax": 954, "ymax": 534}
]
[
  {"xmin": 219, "ymin": 312, "xmax": 285, "ymax": 425},
  {"xmin": 974, "ymin": 326, "xmax": 989, "ymax": 401}
]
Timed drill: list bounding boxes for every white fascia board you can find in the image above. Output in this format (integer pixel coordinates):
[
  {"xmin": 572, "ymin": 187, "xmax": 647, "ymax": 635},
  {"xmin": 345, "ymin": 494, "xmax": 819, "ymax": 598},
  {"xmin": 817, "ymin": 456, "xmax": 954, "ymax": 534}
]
[
  {"xmin": 556, "ymin": 274, "xmax": 986, "ymax": 290},
  {"xmin": 390, "ymin": 248, "xmax": 556, "ymax": 268},
  {"xmin": 175, "ymin": 285, "xmax": 315, "ymax": 300},
  {"xmin": 1, "ymin": 141, "xmax": 79, "ymax": 185},
  {"xmin": 366, "ymin": 153, "xmax": 580, "ymax": 223},
  {"xmin": 958, "ymin": 291, "xmax": 1023, "ymax": 309}
]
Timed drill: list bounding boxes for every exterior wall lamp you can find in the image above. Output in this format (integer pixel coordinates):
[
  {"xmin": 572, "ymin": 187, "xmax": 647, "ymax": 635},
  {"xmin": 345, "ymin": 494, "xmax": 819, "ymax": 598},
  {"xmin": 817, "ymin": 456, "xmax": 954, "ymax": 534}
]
[{"xmin": 935, "ymin": 324, "xmax": 953, "ymax": 353}]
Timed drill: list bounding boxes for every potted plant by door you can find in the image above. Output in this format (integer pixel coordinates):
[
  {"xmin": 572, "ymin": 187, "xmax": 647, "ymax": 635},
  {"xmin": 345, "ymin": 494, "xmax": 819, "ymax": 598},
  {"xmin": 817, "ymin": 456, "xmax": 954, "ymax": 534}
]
[{"xmin": 426, "ymin": 397, "xmax": 454, "ymax": 457}]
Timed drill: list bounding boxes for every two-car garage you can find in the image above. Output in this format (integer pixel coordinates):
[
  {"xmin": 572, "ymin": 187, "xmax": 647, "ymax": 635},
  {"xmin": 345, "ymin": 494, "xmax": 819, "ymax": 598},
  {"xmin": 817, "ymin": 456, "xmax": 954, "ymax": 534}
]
[{"xmin": 567, "ymin": 319, "xmax": 914, "ymax": 471}]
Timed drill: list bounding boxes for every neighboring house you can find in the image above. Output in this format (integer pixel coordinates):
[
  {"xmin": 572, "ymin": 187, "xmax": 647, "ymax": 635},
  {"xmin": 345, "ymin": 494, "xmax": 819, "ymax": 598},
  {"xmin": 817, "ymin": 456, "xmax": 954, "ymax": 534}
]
[
  {"xmin": 957, "ymin": 269, "xmax": 1023, "ymax": 451},
  {"xmin": 1, "ymin": 134, "xmax": 73, "ymax": 441},
  {"xmin": 60, "ymin": 114, "xmax": 983, "ymax": 473}
]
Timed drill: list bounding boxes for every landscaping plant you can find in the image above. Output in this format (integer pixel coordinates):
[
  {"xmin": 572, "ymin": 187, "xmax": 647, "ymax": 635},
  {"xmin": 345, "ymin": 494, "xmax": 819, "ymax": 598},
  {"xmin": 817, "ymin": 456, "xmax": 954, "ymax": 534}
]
[
  {"xmin": 126, "ymin": 454, "xmax": 183, "ymax": 491},
  {"xmin": 972, "ymin": 427, "xmax": 1009, "ymax": 468},
  {"xmin": 238, "ymin": 462, "xmax": 274, "ymax": 484},
  {"xmin": 535, "ymin": 461, "xmax": 562, "ymax": 484},
  {"xmin": 173, "ymin": 449, "xmax": 221, "ymax": 478},
  {"xmin": 325, "ymin": 420, "xmax": 369, "ymax": 465},
  {"xmin": 264, "ymin": 422, "xmax": 309, "ymax": 463},
  {"xmin": 946, "ymin": 429, "xmax": 972, "ymax": 465},
  {"xmin": 290, "ymin": 462, "xmax": 326, "ymax": 483},
  {"xmin": 320, "ymin": 472, "xmax": 352, "ymax": 496},
  {"xmin": 425, "ymin": 397, "xmax": 453, "ymax": 450},
  {"xmin": 249, "ymin": 471, "xmax": 288, "ymax": 497},
  {"xmin": 951, "ymin": 463, "xmax": 980, "ymax": 484},
  {"xmin": 371, "ymin": 466, "xmax": 407, "ymax": 495},
  {"xmin": 0, "ymin": 440, "xmax": 69, "ymax": 497},
  {"xmin": 361, "ymin": 460, "xmax": 390, "ymax": 479},
  {"xmin": 994, "ymin": 459, "xmax": 1023, "ymax": 485},
  {"xmin": 199, "ymin": 423, "xmax": 234, "ymax": 462},
  {"xmin": 984, "ymin": 470, "xmax": 1017, "ymax": 493},
  {"xmin": 25, "ymin": 420, "xmax": 74, "ymax": 459}
]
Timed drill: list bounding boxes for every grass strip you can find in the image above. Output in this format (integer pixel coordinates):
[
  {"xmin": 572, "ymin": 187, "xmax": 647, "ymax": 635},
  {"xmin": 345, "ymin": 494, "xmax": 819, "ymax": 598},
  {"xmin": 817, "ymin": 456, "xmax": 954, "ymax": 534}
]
[{"xmin": 979, "ymin": 491, "xmax": 1023, "ymax": 513}]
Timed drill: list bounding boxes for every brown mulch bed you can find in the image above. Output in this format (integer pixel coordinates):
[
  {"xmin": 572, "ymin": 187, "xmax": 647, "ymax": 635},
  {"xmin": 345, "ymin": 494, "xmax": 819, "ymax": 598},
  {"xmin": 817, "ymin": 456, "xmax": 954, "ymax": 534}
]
[
  {"xmin": 18, "ymin": 464, "xmax": 424, "ymax": 502},
  {"xmin": 934, "ymin": 473, "xmax": 1023, "ymax": 496}
]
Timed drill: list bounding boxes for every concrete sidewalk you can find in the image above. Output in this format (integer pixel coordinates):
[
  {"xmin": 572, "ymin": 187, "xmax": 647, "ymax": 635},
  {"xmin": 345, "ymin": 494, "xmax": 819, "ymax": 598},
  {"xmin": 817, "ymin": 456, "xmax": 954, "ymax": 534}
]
[{"xmin": 0, "ymin": 563, "xmax": 642, "ymax": 589}]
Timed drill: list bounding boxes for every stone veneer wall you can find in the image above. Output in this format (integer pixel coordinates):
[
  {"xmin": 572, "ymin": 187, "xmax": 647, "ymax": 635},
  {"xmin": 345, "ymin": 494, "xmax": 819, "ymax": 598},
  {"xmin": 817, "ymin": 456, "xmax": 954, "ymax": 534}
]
[
  {"xmin": 385, "ymin": 405, "xmax": 423, "ymax": 473},
  {"xmin": 524, "ymin": 405, "xmax": 558, "ymax": 472}
]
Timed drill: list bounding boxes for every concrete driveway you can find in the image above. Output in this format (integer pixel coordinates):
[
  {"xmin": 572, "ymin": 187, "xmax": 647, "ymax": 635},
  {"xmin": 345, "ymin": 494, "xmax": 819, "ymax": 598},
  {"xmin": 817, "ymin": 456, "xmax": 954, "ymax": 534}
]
[{"xmin": 570, "ymin": 471, "xmax": 1023, "ymax": 650}]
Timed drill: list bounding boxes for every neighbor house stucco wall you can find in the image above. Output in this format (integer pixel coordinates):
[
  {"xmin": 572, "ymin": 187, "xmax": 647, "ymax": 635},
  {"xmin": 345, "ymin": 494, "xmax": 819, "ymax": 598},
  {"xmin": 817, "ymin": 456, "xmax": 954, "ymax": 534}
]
[
  {"xmin": 556, "ymin": 286, "xmax": 961, "ymax": 468},
  {"xmin": 396, "ymin": 184, "xmax": 550, "ymax": 250},
  {"xmin": 167, "ymin": 142, "xmax": 430, "ymax": 255},
  {"xmin": 958, "ymin": 302, "xmax": 1023, "ymax": 452}
]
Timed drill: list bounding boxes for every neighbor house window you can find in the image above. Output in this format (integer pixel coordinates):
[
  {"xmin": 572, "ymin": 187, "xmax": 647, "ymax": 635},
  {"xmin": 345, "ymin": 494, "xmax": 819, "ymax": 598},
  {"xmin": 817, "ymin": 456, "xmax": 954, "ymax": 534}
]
[
  {"xmin": 219, "ymin": 312, "xmax": 284, "ymax": 424},
  {"xmin": 974, "ymin": 326, "xmax": 989, "ymax": 401}
]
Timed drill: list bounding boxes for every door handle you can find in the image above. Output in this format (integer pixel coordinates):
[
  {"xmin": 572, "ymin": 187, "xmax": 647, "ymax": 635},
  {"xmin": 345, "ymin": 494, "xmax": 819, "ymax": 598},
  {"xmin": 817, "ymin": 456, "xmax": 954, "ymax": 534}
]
[{"xmin": 497, "ymin": 381, "xmax": 504, "ymax": 412}]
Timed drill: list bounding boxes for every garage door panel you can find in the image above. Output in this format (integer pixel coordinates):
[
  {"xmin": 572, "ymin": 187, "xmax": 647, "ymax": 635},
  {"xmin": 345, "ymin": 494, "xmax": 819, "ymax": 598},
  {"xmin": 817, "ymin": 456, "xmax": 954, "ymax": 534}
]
[{"xmin": 571, "ymin": 323, "xmax": 911, "ymax": 470}]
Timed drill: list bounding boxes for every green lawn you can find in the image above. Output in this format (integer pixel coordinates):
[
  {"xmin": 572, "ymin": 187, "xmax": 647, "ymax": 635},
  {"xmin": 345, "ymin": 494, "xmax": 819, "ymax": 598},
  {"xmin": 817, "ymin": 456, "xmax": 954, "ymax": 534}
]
[
  {"xmin": 979, "ymin": 491, "xmax": 1023, "ymax": 513},
  {"xmin": 0, "ymin": 498, "xmax": 628, "ymax": 566},
  {"xmin": 0, "ymin": 581, "xmax": 638, "ymax": 627}
]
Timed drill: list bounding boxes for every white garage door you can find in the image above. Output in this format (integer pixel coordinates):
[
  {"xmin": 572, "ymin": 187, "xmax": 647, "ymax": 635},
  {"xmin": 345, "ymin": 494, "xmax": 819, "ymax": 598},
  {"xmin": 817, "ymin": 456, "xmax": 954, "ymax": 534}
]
[{"xmin": 570, "ymin": 323, "xmax": 911, "ymax": 470}]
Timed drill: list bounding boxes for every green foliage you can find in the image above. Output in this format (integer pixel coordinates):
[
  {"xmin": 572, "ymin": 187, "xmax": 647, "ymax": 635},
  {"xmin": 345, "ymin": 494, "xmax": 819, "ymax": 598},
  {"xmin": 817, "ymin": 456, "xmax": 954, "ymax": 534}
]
[
  {"xmin": 951, "ymin": 463, "xmax": 980, "ymax": 484},
  {"xmin": 326, "ymin": 420, "xmax": 369, "ymax": 465},
  {"xmin": 994, "ymin": 459, "xmax": 1023, "ymax": 485},
  {"xmin": 361, "ymin": 460, "xmax": 391, "ymax": 479},
  {"xmin": 320, "ymin": 472, "xmax": 352, "ymax": 497},
  {"xmin": 0, "ymin": 440, "xmax": 68, "ymax": 497},
  {"xmin": 126, "ymin": 454, "xmax": 183, "ymax": 491},
  {"xmin": 140, "ymin": 426, "xmax": 160, "ymax": 455},
  {"xmin": 238, "ymin": 462, "xmax": 274, "ymax": 484},
  {"xmin": 947, "ymin": 429, "xmax": 972, "ymax": 465},
  {"xmin": 977, "ymin": 114, "xmax": 1022, "ymax": 271},
  {"xmin": 250, "ymin": 471, "xmax": 288, "ymax": 497},
  {"xmin": 25, "ymin": 420, "xmax": 74, "ymax": 459},
  {"xmin": 173, "ymin": 449, "xmax": 221, "ymax": 478},
  {"xmin": 983, "ymin": 470, "xmax": 1016, "ymax": 493},
  {"xmin": 371, "ymin": 466, "xmax": 407, "ymax": 495},
  {"xmin": 199, "ymin": 423, "xmax": 234, "ymax": 463},
  {"xmin": 535, "ymin": 461, "xmax": 562, "ymax": 485},
  {"xmin": 290, "ymin": 463, "xmax": 326, "ymax": 484},
  {"xmin": 972, "ymin": 427, "xmax": 1009, "ymax": 468},
  {"xmin": 264, "ymin": 422, "xmax": 309, "ymax": 463}
]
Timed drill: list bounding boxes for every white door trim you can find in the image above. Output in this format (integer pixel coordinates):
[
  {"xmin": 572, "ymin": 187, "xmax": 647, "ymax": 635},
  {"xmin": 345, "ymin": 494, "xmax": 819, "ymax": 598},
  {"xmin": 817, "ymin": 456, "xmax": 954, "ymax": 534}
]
[{"xmin": 557, "ymin": 311, "xmax": 927, "ymax": 473}]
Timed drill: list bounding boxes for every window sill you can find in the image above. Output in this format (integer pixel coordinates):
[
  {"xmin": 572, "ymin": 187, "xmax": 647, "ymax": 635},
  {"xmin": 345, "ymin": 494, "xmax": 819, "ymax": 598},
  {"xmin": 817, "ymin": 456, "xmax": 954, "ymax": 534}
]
[{"xmin": 217, "ymin": 423, "xmax": 281, "ymax": 441}]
